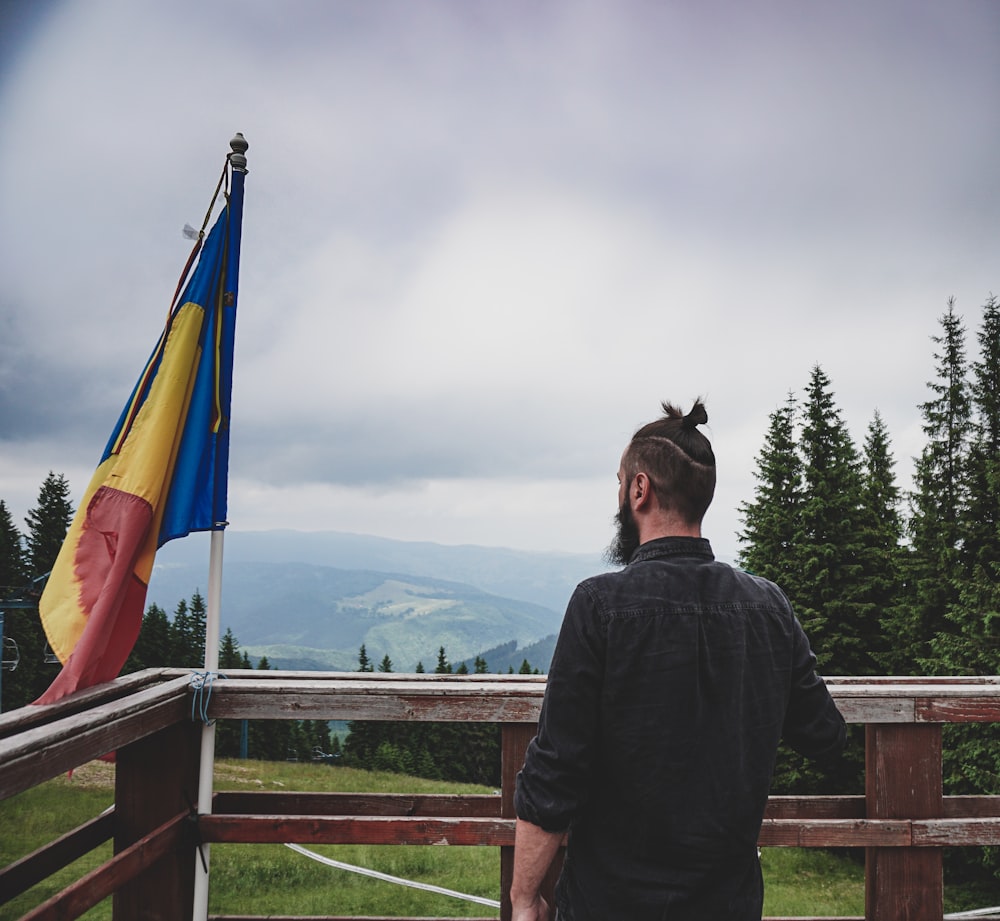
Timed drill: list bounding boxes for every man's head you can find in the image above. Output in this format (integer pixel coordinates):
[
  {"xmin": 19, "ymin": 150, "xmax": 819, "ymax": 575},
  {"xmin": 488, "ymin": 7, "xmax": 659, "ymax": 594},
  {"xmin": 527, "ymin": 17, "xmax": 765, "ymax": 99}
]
[{"xmin": 606, "ymin": 399, "xmax": 716, "ymax": 565}]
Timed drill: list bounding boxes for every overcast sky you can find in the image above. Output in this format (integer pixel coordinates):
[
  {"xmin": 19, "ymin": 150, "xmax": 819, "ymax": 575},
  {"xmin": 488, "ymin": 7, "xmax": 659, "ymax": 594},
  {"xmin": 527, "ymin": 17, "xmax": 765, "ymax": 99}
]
[{"xmin": 1, "ymin": 0, "xmax": 998, "ymax": 567}]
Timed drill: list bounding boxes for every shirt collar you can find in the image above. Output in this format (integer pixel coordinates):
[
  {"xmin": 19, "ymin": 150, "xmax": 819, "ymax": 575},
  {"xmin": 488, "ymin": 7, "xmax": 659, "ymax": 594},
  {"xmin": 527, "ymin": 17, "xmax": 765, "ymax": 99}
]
[{"xmin": 628, "ymin": 536, "xmax": 715, "ymax": 565}]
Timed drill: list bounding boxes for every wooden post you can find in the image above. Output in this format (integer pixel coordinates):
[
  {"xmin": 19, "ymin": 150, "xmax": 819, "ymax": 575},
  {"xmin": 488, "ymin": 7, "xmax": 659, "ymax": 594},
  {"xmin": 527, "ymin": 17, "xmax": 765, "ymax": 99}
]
[
  {"xmin": 500, "ymin": 723, "xmax": 561, "ymax": 921},
  {"xmin": 865, "ymin": 723, "xmax": 943, "ymax": 921},
  {"xmin": 114, "ymin": 718, "xmax": 202, "ymax": 920}
]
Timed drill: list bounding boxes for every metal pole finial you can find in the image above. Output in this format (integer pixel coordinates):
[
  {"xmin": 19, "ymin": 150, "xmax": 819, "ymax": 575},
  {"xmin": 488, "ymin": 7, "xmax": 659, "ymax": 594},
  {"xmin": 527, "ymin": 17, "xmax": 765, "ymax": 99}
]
[{"xmin": 229, "ymin": 132, "xmax": 249, "ymax": 172}]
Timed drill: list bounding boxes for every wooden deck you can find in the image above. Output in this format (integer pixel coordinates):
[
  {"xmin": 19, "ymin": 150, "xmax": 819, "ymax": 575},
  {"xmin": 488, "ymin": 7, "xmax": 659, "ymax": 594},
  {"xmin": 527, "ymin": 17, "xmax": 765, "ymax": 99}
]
[{"xmin": 2, "ymin": 670, "xmax": 1000, "ymax": 920}]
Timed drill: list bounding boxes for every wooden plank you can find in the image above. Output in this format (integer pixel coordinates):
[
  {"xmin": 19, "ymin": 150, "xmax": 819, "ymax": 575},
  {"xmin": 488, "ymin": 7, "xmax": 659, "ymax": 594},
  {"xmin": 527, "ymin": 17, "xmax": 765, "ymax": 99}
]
[
  {"xmin": 833, "ymin": 697, "xmax": 914, "ymax": 723},
  {"xmin": 199, "ymin": 813, "xmax": 1000, "ymax": 849},
  {"xmin": 200, "ymin": 815, "xmax": 516, "ymax": 847},
  {"xmin": 0, "ymin": 811, "xmax": 114, "ymax": 903},
  {"xmin": 764, "ymin": 796, "xmax": 865, "ymax": 819},
  {"xmin": 18, "ymin": 812, "xmax": 187, "ymax": 921},
  {"xmin": 917, "ymin": 698, "xmax": 1000, "ymax": 722},
  {"xmin": 912, "ymin": 818, "xmax": 1000, "ymax": 846},
  {"xmin": 759, "ymin": 819, "xmax": 910, "ymax": 848},
  {"xmin": 942, "ymin": 795, "xmax": 1000, "ymax": 817},
  {"xmin": 0, "ymin": 675, "xmax": 191, "ymax": 800},
  {"xmin": 213, "ymin": 791, "xmax": 501, "ymax": 818},
  {"xmin": 114, "ymin": 720, "xmax": 201, "ymax": 920},
  {"xmin": 0, "ymin": 668, "xmax": 173, "ymax": 741},
  {"xmin": 208, "ymin": 683, "xmax": 543, "ymax": 723},
  {"xmin": 865, "ymin": 724, "xmax": 942, "ymax": 921},
  {"xmin": 210, "ymin": 792, "xmax": 998, "ymax": 824},
  {"xmin": 827, "ymin": 675, "xmax": 1000, "ymax": 684},
  {"xmin": 499, "ymin": 723, "xmax": 549, "ymax": 921}
]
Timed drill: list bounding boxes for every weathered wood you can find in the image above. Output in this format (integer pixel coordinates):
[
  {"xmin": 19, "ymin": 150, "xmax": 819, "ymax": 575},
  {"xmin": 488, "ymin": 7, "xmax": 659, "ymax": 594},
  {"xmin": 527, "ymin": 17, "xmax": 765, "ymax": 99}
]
[
  {"xmin": 19, "ymin": 812, "xmax": 187, "ymax": 921},
  {"xmin": 213, "ymin": 791, "xmax": 501, "ymax": 817},
  {"xmin": 0, "ymin": 668, "xmax": 174, "ymax": 741},
  {"xmin": 207, "ymin": 677, "xmax": 544, "ymax": 723},
  {"xmin": 114, "ymin": 719, "xmax": 201, "ymax": 921},
  {"xmin": 3, "ymin": 671, "xmax": 1000, "ymax": 921},
  {"xmin": 201, "ymin": 815, "xmax": 515, "ymax": 846},
  {"xmin": 0, "ymin": 810, "xmax": 114, "ymax": 903},
  {"xmin": 764, "ymin": 796, "xmax": 865, "ymax": 819},
  {"xmin": 917, "ymin": 698, "xmax": 1000, "ymax": 722},
  {"xmin": 759, "ymin": 819, "xmax": 910, "ymax": 848},
  {"xmin": 0, "ymin": 675, "xmax": 191, "ymax": 800},
  {"xmin": 833, "ymin": 697, "xmax": 915, "ymax": 723},
  {"xmin": 865, "ymin": 724, "xmax": 942, "ymax": 921},
  {"xmin": 943, "ymin": 794, "xmax": 1000, "ymax": 817},
  {"xmin": 912, "ymin": 817, "xmax": 1000, "ymax": 846},
  {"xmin": 499, "ymin": 723, "xmax": 555, "ymax": 921}
]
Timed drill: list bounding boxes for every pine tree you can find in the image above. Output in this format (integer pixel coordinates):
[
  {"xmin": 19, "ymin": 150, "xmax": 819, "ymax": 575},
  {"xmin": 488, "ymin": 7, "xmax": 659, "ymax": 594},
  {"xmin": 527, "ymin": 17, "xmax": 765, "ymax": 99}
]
[
  {"xmin": 907, "ymin": 299, "xmax": 971, "ymax": 672},
  {"xmin": 737, "ymin": 393, "xmax": 803, "ymax": 587},
  {"xmin": 2, "ymin": 471, "xmax": 72, "ymax": 708},
  {"xmin": 219, "ymin": 628, "xmax": 243, "ymax": 669},
  {"xmin": 125, "ymin": 603, "xmax": 172, "ymax": 673},
  {"xmin": 929, "ymin": 296, "xmax": 1000, "ymax": 885},
  {"xmin": 858, "ymin": 411, "xmax": 907, "ymax": 674},
  {"xmin": 936, "ymin": 293, "xmax": 1000, "ymax": 675},
  {"xmin": 473, "ymin": 655, "xmax": 488, "ymax": 674},
  {"xmin": 796, "ymin": 365, "xmax": 874, "ymax": 677},
  {"xmin": 248, "ymin": 655, "xmax": 289, "ymax": 760},
  {"xmin": 345, "ymin": 645, "xmax": 381, "ymax": 767},
  {"xmin": 23, "ymin": 472, "xmax": 73, "ymax": 578},
  {"xmin": 434, "ymin": 646, "xmax": 452, "ymax": 674},
  {"xmin": 188, "ymin": 590, "xmax": 207, "ymax": 666},
  {"xmin": 0, "ymin": 500, "xmax": 26, "ymax": 590},
  {"xmin": 215, "ymin": 627, "xmax": 246, "ymax": 758},
  {"xmin": 168, "ymin": 599, "xmax": 193, "ymax": 666},
  {"xmin": 378, "ymin": 654, "xmax": 393, "ymax": 673}
]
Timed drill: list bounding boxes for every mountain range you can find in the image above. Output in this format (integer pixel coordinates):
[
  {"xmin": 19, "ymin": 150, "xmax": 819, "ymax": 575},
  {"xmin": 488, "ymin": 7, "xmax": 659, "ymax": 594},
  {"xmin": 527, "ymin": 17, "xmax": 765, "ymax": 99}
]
[{"xmin": 146, "ymin": 530, "xmax": 606, "ymax": 673}]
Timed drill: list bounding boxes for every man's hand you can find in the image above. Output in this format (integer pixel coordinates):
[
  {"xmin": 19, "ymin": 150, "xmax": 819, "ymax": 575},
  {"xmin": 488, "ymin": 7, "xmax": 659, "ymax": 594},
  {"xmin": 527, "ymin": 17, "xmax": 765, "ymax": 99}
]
[
  {"xmin": 511, "ymin": 892, "xmax": 550, "ymax": 921},
  {"xmin": 511, "ymin": 818, "xmax": 562, "ymax": 921}
]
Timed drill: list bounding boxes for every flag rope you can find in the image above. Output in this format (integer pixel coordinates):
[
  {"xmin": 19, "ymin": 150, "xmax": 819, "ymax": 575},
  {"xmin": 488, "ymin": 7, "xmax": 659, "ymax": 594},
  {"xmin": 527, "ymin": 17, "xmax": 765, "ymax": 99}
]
[{"xmin": 189, "ymin": 670, "xmax": 226, "ymax": 724}]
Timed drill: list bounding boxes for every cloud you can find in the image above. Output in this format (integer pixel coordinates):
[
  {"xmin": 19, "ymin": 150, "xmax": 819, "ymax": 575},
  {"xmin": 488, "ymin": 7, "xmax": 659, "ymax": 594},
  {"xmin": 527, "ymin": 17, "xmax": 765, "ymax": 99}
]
[{"xmin": 1, "ymin": 0, "xmax": 998, "ymax": 564}]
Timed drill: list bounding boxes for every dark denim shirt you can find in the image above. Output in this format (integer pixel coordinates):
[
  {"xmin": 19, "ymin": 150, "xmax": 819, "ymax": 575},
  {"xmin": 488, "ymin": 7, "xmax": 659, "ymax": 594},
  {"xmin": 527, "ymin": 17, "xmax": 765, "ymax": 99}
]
[{"xmin": 514, "ymin": 537, "xmax": 846, "ymax": 921}]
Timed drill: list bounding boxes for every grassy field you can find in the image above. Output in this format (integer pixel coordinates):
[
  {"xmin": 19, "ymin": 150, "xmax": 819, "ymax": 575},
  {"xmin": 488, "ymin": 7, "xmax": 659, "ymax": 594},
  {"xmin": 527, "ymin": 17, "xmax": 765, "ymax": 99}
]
[{"xmin": 0, "ymin": 757, "xmax": 987, "ymax": 919}]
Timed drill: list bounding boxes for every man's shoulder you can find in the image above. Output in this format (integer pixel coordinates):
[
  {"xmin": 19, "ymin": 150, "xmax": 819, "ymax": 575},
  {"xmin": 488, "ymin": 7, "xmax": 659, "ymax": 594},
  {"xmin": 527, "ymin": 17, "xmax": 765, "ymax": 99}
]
[{"xmin": 575, "ymin": 556, "xmax": 794, "ymax": 612}]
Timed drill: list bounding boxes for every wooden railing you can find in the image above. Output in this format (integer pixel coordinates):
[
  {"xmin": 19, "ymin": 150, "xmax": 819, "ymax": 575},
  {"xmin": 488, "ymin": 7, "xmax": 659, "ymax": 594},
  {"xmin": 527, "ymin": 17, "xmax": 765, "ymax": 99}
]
[{"xmin": 2, "ymin": 670, "xmax": 1000, "ymax": 921}]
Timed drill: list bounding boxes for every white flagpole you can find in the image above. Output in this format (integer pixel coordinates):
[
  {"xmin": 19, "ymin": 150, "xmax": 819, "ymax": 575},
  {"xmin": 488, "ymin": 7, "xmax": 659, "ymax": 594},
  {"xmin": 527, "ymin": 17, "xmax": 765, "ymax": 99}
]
[
  {"xmin": 191, "ymin": 131, "xmax": 246, "ymax": 921},
  {"xmin": 193, "ymin": 527, "xmax": 224, "ymax": 921}
]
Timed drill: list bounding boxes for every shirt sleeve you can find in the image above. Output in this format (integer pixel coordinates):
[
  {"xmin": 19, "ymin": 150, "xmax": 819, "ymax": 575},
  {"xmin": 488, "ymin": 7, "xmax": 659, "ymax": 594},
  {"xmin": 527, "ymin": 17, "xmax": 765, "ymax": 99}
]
[
  {"xmin": 514, "ymin": 582, "xmax": 606, "ymax": 832},
  {"xmin": 782, "ymin": 616, "xmax": 847, "ymax": 764}
]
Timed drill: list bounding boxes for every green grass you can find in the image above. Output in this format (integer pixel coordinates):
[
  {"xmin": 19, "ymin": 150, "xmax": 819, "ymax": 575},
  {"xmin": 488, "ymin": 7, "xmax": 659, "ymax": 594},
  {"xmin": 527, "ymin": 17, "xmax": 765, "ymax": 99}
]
[{"xmin": 0, "ymin": 759, "xmax": 988, "ymax": 919}]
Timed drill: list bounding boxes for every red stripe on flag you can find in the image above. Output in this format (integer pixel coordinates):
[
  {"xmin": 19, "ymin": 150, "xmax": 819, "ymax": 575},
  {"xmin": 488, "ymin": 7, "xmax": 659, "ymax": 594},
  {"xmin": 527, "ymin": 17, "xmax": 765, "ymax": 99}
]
[{"xmin": 35, "ymin": 487, "xmax": 154, "ymax": 704}]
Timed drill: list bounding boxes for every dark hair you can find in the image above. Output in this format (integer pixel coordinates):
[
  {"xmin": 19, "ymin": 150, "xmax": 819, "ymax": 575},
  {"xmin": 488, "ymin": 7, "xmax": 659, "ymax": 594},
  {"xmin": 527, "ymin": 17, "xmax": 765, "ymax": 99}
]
[{"xmin": 621, "ymin": 399, "xmax": 716, "ymax": 524}]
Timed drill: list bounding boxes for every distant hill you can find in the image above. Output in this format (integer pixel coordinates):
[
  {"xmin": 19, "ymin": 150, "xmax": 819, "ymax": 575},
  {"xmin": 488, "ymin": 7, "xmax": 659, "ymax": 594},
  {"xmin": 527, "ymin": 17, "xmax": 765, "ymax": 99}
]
[{"xmin": 147, "ymin": 529, "xmax": 607, "ymax": 673}]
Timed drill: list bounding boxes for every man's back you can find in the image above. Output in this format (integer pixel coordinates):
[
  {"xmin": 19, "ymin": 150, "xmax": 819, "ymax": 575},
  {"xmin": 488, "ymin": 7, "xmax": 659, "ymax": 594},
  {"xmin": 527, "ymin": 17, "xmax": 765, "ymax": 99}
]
[{"xmin": 515, "ymin": 537, "xmax": 845, "ymax": 920}]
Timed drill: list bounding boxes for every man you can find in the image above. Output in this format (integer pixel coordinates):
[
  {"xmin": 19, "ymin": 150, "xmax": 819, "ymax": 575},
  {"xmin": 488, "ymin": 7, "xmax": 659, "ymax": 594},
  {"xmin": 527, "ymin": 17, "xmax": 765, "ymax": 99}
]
[{"xmin": 512, "ymin": 399, "xmax": 846, "ymax": 921}]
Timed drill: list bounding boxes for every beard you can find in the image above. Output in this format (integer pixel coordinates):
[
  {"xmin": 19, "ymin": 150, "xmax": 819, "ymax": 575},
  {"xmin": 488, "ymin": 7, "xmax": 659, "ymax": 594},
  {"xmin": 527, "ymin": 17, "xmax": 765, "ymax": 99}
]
[{"xmin": 605, "ymin": 500, "xmax": 641, "ymax": 567}]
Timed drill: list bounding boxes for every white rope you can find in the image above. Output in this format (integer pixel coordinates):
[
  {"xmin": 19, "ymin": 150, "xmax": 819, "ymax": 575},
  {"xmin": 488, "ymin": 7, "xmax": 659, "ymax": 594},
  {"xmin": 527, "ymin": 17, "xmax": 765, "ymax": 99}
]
[{"xmin": 283, "ymin": 842, "xmax": 501, "ymax": 909}]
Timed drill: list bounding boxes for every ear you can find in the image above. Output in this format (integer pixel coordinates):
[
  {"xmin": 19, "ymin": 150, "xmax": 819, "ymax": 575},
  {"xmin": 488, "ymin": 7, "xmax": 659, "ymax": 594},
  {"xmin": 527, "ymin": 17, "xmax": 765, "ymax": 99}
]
[{"xmin": 632, "ymin": 472, "xmax": 654, "ymax": 510}]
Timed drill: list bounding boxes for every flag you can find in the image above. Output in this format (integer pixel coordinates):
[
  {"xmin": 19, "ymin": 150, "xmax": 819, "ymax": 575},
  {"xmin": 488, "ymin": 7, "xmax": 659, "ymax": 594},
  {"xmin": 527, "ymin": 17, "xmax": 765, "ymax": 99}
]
[{"xmin": 35, "ymin": 160, "xmax": 245, "ymax": 705}]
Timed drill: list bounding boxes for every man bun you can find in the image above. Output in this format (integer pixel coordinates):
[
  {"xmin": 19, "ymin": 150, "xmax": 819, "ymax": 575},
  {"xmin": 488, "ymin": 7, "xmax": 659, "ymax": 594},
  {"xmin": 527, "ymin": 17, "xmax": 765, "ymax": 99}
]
[{"xmin": 681, "ymin": 400, "xmax": 708, "ymax": 430}]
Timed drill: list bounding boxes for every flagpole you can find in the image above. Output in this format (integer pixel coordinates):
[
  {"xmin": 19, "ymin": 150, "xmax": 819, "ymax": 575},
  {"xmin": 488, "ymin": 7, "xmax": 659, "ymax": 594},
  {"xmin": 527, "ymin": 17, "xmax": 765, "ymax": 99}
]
[
  {"xmin": 192, "ymin": 531, "xmax": 223, "ymax": 921},
  {"xmin": 193, "ymin": 133, "xmax": 247, "ymax": 921}
]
